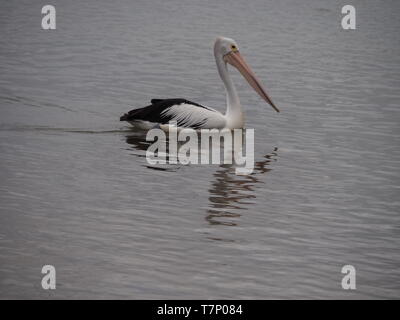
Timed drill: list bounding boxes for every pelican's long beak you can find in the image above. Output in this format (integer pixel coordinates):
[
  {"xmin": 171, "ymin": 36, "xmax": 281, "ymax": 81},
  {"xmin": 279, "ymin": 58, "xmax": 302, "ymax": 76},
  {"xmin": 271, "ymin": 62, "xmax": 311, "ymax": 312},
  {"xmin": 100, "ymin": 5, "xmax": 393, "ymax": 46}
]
[{"xmin": 224, "ymin": 50, "xmax": 280, "ymax": 113}]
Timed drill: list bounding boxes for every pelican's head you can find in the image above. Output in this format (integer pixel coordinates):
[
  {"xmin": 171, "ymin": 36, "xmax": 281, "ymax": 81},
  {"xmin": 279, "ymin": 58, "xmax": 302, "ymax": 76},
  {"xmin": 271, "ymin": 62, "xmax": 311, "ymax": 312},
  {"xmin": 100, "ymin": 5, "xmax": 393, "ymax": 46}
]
[{"xmin": 214, "ymin": 36, "xmax": 280, "ymax": 113}]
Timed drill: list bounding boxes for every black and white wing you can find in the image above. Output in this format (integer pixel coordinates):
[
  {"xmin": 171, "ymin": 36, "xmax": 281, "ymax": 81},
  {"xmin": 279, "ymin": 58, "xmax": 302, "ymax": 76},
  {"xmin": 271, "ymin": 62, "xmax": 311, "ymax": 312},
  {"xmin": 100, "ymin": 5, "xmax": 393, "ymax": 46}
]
[{"xmin": 120, "ymin": 98, "xmax": 226, "ymax": 129}]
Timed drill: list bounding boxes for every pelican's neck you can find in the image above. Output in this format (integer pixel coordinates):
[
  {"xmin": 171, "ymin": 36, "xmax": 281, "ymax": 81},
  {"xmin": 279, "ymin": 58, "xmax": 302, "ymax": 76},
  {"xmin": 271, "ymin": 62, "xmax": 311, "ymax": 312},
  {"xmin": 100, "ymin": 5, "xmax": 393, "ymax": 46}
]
[{"xmin": 215, "ymin": 54, "xmax": 243, "ymax": 123}]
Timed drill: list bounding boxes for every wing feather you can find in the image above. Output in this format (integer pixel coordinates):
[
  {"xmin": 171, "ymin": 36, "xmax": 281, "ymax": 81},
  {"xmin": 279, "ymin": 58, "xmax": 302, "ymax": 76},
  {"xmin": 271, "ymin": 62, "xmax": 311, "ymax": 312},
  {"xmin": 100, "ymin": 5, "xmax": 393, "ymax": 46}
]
[
  {"xmin": 120, "ymin": 98, "xmax": 226, "ymax": 129},
  {"xmin": 161, "ymin": 103, "xmax": 225, "ymax": 129}
]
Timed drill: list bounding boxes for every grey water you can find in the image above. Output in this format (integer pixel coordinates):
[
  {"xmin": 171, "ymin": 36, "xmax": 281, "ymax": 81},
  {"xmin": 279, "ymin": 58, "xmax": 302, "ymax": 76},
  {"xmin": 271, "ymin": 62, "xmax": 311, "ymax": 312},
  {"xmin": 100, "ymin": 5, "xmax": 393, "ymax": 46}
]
[{"xmin": 0, "ymin": 0, "xmax": 399, "ymax": 299}]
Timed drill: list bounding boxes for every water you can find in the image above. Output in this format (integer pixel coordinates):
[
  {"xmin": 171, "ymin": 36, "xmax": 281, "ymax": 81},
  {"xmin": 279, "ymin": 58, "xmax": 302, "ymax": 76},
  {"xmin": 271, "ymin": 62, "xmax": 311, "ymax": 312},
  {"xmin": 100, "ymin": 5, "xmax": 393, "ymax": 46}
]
[{"xmin": 0, "ymin": 0, "xmax": 399, "ymax": 299}]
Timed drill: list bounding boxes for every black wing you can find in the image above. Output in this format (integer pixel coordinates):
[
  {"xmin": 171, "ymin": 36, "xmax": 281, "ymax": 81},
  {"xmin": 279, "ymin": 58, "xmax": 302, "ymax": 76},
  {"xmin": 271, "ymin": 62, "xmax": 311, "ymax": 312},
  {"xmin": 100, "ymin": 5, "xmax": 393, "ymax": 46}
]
[{"xmin": 120, "ymin": 98, "xmax": 214, "ymax": 125}]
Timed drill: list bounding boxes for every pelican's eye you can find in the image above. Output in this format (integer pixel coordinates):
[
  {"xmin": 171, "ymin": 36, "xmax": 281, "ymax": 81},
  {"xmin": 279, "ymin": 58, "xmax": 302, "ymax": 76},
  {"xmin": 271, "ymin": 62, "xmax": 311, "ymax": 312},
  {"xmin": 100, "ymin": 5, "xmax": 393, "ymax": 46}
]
[{"xmin": 230, "ymin": 44, "xmax": 237, "ymax": 51}]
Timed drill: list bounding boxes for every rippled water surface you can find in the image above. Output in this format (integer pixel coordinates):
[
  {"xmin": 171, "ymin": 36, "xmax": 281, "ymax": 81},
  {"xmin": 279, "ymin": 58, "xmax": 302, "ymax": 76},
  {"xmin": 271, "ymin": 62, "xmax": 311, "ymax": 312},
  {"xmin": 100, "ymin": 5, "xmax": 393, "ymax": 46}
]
[{"xmin": 1, "ymin": 0, "xmax": 400, "ymax": 299}]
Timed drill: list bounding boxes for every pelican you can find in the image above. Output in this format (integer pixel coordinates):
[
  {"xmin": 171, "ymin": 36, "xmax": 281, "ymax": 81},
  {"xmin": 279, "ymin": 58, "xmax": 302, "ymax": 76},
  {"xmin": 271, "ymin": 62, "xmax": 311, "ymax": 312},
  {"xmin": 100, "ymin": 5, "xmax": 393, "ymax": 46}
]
[{"xmin": 120, "ymin": 37, "xmax": 279, "ymax": 130}]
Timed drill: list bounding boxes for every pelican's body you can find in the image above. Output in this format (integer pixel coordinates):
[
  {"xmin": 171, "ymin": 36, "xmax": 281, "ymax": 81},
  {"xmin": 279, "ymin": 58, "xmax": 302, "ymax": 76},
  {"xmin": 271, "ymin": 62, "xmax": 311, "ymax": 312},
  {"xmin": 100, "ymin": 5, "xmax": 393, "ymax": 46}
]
[{"xmin": 120, "ymin": 37, "xmax": 279, "ymax": 129}]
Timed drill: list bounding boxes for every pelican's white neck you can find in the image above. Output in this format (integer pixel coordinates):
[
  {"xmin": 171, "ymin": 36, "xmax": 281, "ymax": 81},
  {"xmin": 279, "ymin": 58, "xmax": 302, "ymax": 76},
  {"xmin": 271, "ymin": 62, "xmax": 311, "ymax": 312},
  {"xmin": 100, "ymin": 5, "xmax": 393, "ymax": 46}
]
[{"xmin": 214, "ymin": 50, "xmax": 244, "ymax": 128}]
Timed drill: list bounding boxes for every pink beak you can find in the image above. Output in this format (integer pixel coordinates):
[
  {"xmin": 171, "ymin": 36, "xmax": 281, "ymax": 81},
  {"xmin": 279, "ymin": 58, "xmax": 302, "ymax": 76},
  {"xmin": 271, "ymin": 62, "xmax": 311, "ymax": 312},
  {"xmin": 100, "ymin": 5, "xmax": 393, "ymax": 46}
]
[{"xmin": 224, "ymin": 51, "xmax": 280, "ymax": 113}]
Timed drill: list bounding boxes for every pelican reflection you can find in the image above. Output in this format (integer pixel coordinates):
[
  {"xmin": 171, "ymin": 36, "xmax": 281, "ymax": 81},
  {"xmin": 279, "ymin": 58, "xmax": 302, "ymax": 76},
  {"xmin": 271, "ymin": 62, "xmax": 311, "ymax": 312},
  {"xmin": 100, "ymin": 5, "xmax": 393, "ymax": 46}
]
[
  {"xmin": 123, "ymin": 131, "xmax": 278, "ymax": 227},
  {"xmin": 206, "ymin": 148, "xmax": 278, "ymax": 226}
]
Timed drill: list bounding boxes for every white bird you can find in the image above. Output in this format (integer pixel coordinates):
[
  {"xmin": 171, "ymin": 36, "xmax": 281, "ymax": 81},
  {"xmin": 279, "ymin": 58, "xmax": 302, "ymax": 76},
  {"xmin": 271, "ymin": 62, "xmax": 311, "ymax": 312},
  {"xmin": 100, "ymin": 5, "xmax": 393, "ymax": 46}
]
[{"xmin": 120, "ymin": 37, "xmax": 279, "ymax": 130}]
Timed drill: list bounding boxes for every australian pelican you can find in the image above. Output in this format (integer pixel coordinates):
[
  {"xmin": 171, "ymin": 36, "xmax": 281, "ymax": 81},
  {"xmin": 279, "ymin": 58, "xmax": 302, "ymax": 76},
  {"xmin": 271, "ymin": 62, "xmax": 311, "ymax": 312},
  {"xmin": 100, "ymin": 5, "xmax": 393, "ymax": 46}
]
[{"xmin": 120, "ymin": 37, "xmax": 279, "ymax": 129}]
